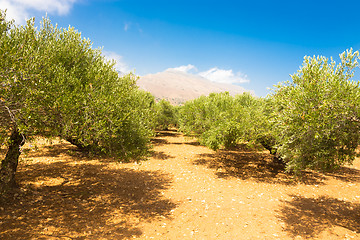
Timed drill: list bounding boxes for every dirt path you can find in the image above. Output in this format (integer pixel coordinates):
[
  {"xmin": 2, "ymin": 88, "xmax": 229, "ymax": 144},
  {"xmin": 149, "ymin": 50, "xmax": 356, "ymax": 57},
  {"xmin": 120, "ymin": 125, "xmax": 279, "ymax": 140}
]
[{"xmin": 1, "ymin": 130, "xmax": 360, "ymax": 239}]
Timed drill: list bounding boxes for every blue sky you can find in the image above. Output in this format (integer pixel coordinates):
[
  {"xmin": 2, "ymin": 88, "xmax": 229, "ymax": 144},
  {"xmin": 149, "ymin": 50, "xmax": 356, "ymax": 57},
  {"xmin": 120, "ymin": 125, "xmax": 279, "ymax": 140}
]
[{"xmin": 2, "ymin": 0, "xmax": 360, "ymax": 96}]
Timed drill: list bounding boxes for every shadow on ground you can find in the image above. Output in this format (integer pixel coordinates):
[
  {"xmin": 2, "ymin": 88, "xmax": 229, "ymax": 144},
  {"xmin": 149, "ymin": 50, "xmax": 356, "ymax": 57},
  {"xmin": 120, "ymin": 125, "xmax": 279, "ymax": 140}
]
[
  {"xmin": 150, "ymin": 151, "xmax": 174, "ymax": 160},
  {"xmin": 193, "ymin": 146, "xmax": 330, "ymax": 185},
  {"xmin": 151, "ymin": 138, "xmax": 169, "ymax": 146},
  {"xmin": 22, "ymin": 142, "xmax": 80, "ymax": 159},
  {"xmin": 152, "ymin": 130, "xmax": 200, "ymax": 147},
  {"xmin": 278, "ymin": 195, "xmax": 360, "ymax": 238},
  {"xmin": 326, "ymin": 167, "xmax": 360, "ymax": 182},
  {"xmin": 155, "ymin": 129, "xmax": 180, "ymax": 138},
  {"xmin": 172, "ymin": 140, "xmax": 200, "ymax": 146},
  {"xmin": 193, "ymin": 145, "xmax": 360, "ymax": 185},
  {"xmin": 0, "ymin": 143, "xmax": 176, "ymax": 239}
]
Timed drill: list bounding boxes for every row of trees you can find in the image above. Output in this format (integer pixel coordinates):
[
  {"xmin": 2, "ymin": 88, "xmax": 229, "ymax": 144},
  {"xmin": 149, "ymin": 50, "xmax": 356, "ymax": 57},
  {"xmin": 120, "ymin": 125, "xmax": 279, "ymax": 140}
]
[
  {"xmin": 178, "ymin": 92, "xmax": 266, "ymax": 150},
  {"xmin": 1, "ymin": 9, "xmax": 360, "ymax": 193},
  {"xmin": 176, "ymin": 49, "xmax": 360, "ymax": 173},
  {"xmin": 0, "ymin": 11, "xmax": 165, "ymax": 193}
]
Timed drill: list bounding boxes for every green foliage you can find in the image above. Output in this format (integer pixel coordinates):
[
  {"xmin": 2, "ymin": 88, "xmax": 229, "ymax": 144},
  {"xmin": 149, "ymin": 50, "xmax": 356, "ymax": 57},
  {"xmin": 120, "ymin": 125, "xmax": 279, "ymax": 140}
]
[
  {"xmin": 154, "ymin": 99, "xmax": 177, "ymax": 130},
  {"xmin": 0, "ymin": 11, "xmax": 155, "ymax": 161},
  {"xmin": 178, "ymin": 92, "xmax": 264, "ymax": 150},
  {"xmin": 272, "ymin": 49, "xmax": 360, "ymax": 173},
  {"xmin": 179, "ymin": 50, "xmax": 360, "ymax": 174},
  {"xmin": 253, "ymin": 97, "xmax": 278, "ymax": 155},
  {"xmin": 3, "ymin": 10, "xmax": 360, "ymax": 175}
]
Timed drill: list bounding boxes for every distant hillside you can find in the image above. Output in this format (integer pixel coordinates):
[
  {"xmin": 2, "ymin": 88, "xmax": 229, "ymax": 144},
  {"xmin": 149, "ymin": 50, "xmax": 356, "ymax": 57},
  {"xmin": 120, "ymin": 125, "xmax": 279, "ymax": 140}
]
[{"xmin": 137, "ymin": 70, "xmax": 252, "ymax": 105}]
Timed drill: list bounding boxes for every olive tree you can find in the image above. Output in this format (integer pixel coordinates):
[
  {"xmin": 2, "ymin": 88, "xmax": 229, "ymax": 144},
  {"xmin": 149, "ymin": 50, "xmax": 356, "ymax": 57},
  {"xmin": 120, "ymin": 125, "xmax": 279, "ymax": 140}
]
[
  {"xmin": 154, "ymin": 99, "xmax": 177, "ymax": 130},
  {"xmin": 272, "ymin": 49, "xmax": 360, "ymax": 173},
  {"xmin": 0, "ymin": 11, "xmax": 154, "ymax": 192},
  {"xmin": 179, "ymin": 92, "xmax": 263, "ymax": 150}
]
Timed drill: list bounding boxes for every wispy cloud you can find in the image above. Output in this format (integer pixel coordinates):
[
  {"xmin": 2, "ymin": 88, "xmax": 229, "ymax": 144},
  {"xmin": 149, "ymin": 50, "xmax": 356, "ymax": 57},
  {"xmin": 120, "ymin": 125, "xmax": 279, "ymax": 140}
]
[
  {"xmin": 103, "ymin": 51, "xmax": 130, "ymax": 74},
  {"xmin": 0, "ymin": 0, "xmax": 77, "ymax": 23},
  {"xmin": 166, "ymin": 64, "xmax": 249, "ymax": 84},
  {"xmin": 166, "ymin": 64, "xmax": 197, "ymax": 73},
  {"xmin": 199, "ymin": 67, "xmax": 249, "ymax": 84}
]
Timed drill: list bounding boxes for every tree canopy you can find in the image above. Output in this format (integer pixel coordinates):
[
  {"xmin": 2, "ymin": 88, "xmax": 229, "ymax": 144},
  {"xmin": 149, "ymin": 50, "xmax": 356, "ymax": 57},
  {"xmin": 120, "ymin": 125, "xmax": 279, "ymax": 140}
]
[
  {"xmin": 178, "ymin": 92, "xmax": 266, "ymax": 150},
  {"xmin": 0, "ymin": 11, "xmax": 155, "ymax": 192},
  {"xmin": 178, "ymin": 50, "xmax": 360, "ymax": 174},
  {"xmin": 272, "ymin": 49, "xmax": 360, "ymax": 172}
]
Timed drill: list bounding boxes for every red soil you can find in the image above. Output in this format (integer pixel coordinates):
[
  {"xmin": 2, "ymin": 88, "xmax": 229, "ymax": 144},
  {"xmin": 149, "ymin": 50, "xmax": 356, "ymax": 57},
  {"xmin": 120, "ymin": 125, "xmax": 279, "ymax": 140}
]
[{"xmin": 0, "ymin": 130, "xmax": 359, "ymax": 239}]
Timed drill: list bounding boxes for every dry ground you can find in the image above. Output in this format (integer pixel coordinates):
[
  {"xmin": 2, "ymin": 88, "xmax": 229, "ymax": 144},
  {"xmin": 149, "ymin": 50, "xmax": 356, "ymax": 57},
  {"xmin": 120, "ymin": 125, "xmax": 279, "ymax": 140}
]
[{"xmin": 0, "ymin": 129, "xmax": 360, "ymax": 239}]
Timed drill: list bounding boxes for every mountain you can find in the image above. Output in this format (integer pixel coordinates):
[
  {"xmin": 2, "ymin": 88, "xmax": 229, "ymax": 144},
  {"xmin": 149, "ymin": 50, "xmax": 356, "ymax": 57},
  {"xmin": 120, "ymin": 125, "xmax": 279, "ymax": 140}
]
[{"xmin": 137, "ymin": 70, "xmax": 252, "ymax": 105}]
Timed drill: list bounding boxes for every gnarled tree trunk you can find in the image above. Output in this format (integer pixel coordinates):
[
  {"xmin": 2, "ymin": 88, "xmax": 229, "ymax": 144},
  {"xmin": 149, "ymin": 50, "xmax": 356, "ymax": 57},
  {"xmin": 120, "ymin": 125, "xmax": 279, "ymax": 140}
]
[
  {"xmin": 0, "ymin": 127, "xmax": 24, "ymax": 193},
  {"xmin": 256, "ymin": 134, "xmax": 284, "ymax": 165}
]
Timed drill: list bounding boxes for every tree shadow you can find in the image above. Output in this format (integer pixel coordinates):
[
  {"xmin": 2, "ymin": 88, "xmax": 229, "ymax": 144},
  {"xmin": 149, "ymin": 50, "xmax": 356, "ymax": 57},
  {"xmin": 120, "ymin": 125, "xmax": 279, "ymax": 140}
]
[
  {"xmin": 19, "ymin": 138, "xmax": 107, "ymax": 161},
  {"xmin": 325, "ymin": 167, "xmax": 360, "ymax": 182},
  {"xmin": 153, "ymin": 129, "xmax": 199, "ymax": 146},
  {"xmin": 151, "ymin": 138, "xmax": 169, "ymax": 146},
  {"xmin": 278, "ymin": 195, "xmax": 360, "ymax": 238},
  {"xmin": 150, "ymin": 151, "xmax": 174, "ymax": 160},
  {"xmin": 22, "ymin": 142, "xmax": 78, "ymax": 159},
  {"xmin": 155, "ymin": 130, "xmax": 180, "ymax": 138},
  {"xmin": 0, "ymin": 150, "xmax": 176, "ymax": 239},
  {"xmin": 171, "ymin": 140, "xmax": 201, "ymax": 146},
  {"xmin": 184, "ymin": 141, "xmax": 201, "ymax": 146},
  {"xmin": 193, "ymin": 148, "xmax": 326, "ymax": 185}
]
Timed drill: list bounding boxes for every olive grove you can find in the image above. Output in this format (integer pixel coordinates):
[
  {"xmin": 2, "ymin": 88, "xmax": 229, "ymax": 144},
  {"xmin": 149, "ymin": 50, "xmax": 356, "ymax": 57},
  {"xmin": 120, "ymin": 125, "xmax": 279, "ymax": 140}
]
[
  {"xmin": 0, "ymin": 11, "xmax": 155, "ymax": 193},
  {"xmin": 178, "ymin": 50, "xmax": 360, "ymax": 174}
]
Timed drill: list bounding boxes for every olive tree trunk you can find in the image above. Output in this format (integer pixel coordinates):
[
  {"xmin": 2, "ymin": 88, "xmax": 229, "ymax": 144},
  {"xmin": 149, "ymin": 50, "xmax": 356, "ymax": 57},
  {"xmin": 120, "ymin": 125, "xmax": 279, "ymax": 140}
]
[{"xmin": 0, "ymin": 127, "xmax": 24, "ymax": 193}]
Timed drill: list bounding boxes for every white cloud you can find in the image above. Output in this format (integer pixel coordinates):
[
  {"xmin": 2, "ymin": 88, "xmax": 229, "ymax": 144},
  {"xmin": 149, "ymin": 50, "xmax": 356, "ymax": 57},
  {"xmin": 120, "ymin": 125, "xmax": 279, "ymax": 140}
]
[
  {"xmin": 199, "ymin": 67, "xmax": 249, "ymax": 84},
  {"xmin": 166, "ymin": 64, "xmax": 197, "ymax": 73},
  {"xmin": 103, "ymin": 51, "xmax": 130, "ymax": 74},
  {"xmin": 165, "ymin": 64, "xmax": 250, "ymax": 84},
  {"xmin": 0, "ymin": 1, "xmax": 27, "ymax": 22},
  {"xmin": 0, "ymin": 0, "xmax": 77, "ymax": 24}
]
